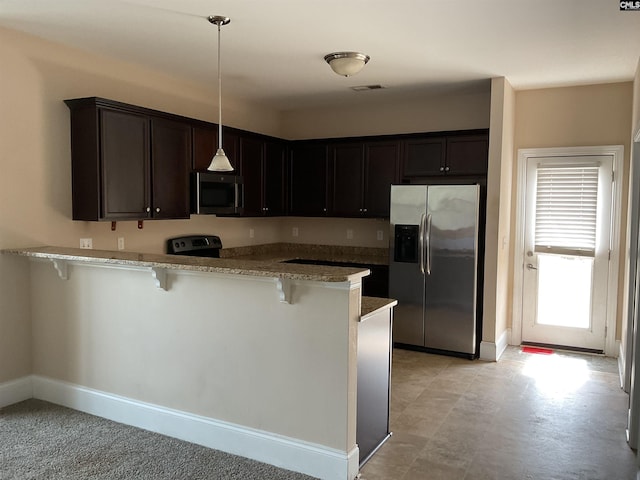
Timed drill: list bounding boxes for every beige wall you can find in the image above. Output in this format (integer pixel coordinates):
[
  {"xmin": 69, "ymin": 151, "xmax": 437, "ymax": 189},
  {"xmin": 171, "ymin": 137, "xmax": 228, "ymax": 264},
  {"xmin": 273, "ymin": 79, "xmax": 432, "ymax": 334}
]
[
  {"xmin": 482, "ymin": 78, "xmax": 515, "ymax": 355},
  {"xmin": 281, "ymin": 89, "xmax": 491, "ymax": 140},
  {"xmin": 513, "ymin": 82, "xmax": 633, "ymax": 341}
]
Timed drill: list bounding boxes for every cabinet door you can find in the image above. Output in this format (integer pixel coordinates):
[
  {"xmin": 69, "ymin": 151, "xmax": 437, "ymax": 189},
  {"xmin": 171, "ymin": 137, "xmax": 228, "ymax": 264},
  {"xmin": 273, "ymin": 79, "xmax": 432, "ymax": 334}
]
[
  {"xmin": 264, "ymin": 141, "xmax": 286, "ymax": 216},
  {"xmin": 289, "ymin": 143, "xmax": 329, "ymax": 216},
  {"xmin": 191, "ymin": 124, "xmax": 241, "ymax": 172},
  {"xmin": 446, "ymin": 134, "xmax": 489, "ymax": 176},
  {"xmin": 364, "ymin": 142, "xmax": 400, "ymax": 218},
  {"xmin": 222, "ymin": 128, "xmax": 241, "ymax": 173},
  {"xmin": 100, "ymin": 109, "xmax": 150, "ymax": 219},
  {"xmin": 402, "ymin": 137, "xmax": 446, "ymax": 177},
  {"xmin": 150, "ymin": 118, "xmax": 191, "ymax": 219},
  {"xmin": 240, "ymin": 135, "xmax": 264, "ymax": 216},
  {"xmin": 332, "ymin": 143, "xmax": 364, "ymax": 217},
  {"xmin": 192, "ymin": 123, "xmax": 216, "ymax": 171}
]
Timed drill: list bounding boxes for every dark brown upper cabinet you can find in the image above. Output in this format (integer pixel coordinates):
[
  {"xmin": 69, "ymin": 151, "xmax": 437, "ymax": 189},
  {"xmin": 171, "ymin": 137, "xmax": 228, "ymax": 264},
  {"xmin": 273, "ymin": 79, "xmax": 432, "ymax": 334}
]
[
  {"xmin": 402, "ymin": 131, "xmax": 489, "ymax": 178},
  {"xmin": 332, "ymin": 143, "xmax": 364, "ymax": 217},
  {"xmin": 402, "ymin": 137, "xmax": 446, "ymax": 177},
  {"xmin": 364, "ymin": 142, "xmax": 400, "ymax": 217},
  {"xmin": 65, "ymin": 97, "xmax": 191, "ymax": 221},
  {"xmin": 263, "ymin": 141, "xmax": 287, "ymax": 216},
  {"xmin": 289, "ymin": 142, "xmax": 330, "ymax": 216},
  {"xmin": 331, "ymin": 141, "xmax": 400, "ymax": 218},
  {"xmin": 240, "ymin": 135, "xmax": 264, "ymax": 216},
  {"xmin": 445, "ymin": 134, "xmax": 489, "ymax": 176},
  {"xmin": 192, "ymin": 124, "xmax": 240, "ymax": 173},
  {"xmin": 150, "ymin": 118, "xmax": 191, "ymax": 219},
  {"xmin": 191, "ymin": 120, "xmax": 286, "ymax": 217}
]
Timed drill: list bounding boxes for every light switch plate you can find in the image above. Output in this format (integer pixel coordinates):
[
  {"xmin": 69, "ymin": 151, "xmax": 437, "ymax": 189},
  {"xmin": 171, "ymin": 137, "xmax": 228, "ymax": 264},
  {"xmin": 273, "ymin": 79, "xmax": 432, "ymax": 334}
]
[
  {"xmin": 292, "ymin": 227, "xmax": 299, "ymax": 237},
  {"xmin": 117, "ymin": 237, "xmax": 125, "ymax": 250},
  {"xmin": 377, "ymin": 230, "xmax": 384, "ymax": 241}
]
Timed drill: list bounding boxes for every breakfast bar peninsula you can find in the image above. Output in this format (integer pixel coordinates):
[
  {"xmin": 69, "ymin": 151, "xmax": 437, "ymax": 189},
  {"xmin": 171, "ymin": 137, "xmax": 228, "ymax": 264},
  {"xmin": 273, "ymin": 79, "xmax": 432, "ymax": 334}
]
[{"xmin": 2, "ymin": 246, "xmax": 396, "ymax": 480}]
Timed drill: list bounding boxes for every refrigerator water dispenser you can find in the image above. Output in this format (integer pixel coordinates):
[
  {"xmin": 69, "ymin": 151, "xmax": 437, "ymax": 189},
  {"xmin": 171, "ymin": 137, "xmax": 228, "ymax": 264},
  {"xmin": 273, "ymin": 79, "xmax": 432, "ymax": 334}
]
[{"xmin": 394, "ymin": 224, "xmax": 419, "ymax": 263}]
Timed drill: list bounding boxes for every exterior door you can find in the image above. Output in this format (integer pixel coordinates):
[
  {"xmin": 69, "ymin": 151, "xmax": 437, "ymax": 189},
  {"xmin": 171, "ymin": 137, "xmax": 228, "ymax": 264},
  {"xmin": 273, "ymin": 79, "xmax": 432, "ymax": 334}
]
[{"xmin": 521, "ymin": 155, "xmax": 613, "ymax": 352}]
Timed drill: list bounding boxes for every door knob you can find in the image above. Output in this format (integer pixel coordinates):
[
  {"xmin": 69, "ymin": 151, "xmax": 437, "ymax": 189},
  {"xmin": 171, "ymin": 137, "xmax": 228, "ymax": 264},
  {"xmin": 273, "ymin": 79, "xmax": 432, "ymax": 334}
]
[{"xmin": 526, "ymin": 263, "xmax": 537, "ymax": 270}]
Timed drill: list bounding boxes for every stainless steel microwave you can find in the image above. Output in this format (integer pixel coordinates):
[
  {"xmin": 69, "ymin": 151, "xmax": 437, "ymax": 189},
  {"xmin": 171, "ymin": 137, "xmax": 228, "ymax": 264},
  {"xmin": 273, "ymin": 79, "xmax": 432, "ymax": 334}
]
[{"xmin": 191, "ymin": 172, "xmax": 244, "ymax": 215}]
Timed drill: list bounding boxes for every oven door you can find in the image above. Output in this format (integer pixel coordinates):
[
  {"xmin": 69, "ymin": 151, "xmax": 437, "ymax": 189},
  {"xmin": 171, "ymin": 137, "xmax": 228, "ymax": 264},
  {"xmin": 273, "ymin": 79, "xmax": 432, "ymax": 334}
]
[{"xmin": 192, "ymin": 172, "xmax": 243, "ymax": 215}]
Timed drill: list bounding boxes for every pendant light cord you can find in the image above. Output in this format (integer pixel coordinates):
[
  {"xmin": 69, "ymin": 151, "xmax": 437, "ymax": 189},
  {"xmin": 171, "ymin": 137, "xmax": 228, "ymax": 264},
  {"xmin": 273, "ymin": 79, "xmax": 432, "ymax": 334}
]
[{"xmin": 217, "ymin": 21, "xmax": 223, "ymax": 151}]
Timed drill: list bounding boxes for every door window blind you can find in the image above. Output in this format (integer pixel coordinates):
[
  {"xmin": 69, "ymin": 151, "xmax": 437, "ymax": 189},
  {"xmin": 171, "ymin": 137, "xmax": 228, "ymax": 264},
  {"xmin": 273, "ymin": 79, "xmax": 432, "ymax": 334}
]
[{"xmin": 534, "ymin": 165, "xmax": 599, "ymax": 256}]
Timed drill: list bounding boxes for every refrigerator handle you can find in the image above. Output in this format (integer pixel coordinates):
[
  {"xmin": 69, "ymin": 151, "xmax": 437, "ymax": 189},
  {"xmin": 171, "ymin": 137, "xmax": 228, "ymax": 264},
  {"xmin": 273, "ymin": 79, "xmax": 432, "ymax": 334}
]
[
  {"xmin": 419, "ymin": 213, "xmax": 426, "ymax": 274},
  {"xmin": 425, "ymin": 213, "xmax": 432, "ymax": 275}
]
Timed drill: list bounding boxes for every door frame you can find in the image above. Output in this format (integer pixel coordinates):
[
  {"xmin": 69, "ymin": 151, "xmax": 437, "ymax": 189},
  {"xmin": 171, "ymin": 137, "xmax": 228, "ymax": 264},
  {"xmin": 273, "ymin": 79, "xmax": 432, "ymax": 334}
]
[{"xmin": 512, "ymin": 145, "xmax": 624, "ymax": 356}]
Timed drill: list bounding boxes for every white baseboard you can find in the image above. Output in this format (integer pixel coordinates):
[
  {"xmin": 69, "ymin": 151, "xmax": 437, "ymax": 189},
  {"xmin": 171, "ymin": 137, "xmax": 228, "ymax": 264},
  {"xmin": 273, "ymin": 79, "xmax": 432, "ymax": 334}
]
[
  {"xmin": 31, "ymin": 375, "xmax": 358, "ymax": 480},
  {"xmin": 0, "ymin": 376, "xmax": 33, "ymax": 409},
  {"xmin": 479, "ymin": 329, "xmax": 509, "ymax": 362}
]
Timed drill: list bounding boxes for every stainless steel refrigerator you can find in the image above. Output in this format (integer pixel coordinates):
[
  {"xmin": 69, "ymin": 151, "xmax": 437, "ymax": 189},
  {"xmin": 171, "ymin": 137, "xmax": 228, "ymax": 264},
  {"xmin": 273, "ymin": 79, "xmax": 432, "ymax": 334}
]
[{"xmin": 389, "ymin": 184, "xmax": 480, "ymax": 357}]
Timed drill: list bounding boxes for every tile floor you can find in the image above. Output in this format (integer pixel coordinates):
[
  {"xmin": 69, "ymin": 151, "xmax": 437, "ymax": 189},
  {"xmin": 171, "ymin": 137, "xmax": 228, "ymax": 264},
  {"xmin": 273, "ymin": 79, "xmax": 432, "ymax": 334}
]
[{"xmin": 359, "ymin": 347, "xmax": 637, "ymax": 480}]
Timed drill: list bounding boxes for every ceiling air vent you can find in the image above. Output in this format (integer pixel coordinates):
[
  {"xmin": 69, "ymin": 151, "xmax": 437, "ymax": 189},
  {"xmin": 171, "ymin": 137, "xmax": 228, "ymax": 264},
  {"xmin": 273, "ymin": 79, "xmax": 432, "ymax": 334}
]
[{"xmin": 350, "ymin": 85, "xmax": 385, "ymax": 92}]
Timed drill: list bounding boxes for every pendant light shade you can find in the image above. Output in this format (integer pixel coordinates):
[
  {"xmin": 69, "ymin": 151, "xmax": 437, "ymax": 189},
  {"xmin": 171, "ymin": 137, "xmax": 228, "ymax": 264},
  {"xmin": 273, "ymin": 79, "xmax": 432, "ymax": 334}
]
[{"xmin": 207, "ymin": 15, "xmax": 233, "ymax": 172}]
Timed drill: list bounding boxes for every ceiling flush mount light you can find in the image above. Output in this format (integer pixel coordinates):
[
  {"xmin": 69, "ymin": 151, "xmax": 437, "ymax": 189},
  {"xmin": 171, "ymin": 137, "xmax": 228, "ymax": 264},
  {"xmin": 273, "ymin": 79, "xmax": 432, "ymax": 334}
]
[
  {"xmin": 207, "ymin": 15, "xmax": 233, "ymax": 172},
  {"xmin": 324, "ymin": 52, "xmax": 370, "ymax": 77}
]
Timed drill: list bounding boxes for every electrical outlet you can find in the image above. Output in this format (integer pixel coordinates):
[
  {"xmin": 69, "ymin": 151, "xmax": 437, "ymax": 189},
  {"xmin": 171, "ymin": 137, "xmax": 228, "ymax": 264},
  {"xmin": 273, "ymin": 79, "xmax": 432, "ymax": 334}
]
[
  {"xmin": 79, "ymin": 238, "xmax": 93, "ymax": 249},
  {"xmin": 292, "ymin": 227, "xmax": 299, "ymax": 237},
  {"xmin": 249, "ymin": 228, "xmax": 255, "ymax": 238},
  {"xmin": 347, "ymin": 229, "xmax": 353, "ymax": 240},
  {"xmin": 377, "ymin": 230, "xmax": 384, "ymax": 241},
  {"xmin": 117, "ymin": 237, "xmax": 125, "ymax": 250}
]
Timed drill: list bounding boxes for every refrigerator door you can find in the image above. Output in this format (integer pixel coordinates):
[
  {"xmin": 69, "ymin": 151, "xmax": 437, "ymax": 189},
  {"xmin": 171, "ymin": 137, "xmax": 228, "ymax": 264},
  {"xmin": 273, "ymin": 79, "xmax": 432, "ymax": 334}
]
[
  {"xmin": 389, "ymin": 185, "xmax": 428, "ymax": 346},
  {"xmin": 424, "ymin": 185, "xmax": 479, "ymax": 354}
]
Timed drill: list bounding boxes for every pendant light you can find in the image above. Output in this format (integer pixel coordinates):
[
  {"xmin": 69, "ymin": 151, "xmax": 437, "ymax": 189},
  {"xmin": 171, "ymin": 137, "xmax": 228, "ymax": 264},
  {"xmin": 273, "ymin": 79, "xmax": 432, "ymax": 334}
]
[{"xmin": 207, "ymin": 15, "xmax": 233, "ymax": 172}]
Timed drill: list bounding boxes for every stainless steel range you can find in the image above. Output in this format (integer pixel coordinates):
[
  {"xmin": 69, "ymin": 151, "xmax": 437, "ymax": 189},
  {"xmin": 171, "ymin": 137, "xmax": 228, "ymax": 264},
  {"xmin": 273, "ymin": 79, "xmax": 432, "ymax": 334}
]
[{"xmin": 166, "ymin": 235, "xmax": 222, "ymax": 258}]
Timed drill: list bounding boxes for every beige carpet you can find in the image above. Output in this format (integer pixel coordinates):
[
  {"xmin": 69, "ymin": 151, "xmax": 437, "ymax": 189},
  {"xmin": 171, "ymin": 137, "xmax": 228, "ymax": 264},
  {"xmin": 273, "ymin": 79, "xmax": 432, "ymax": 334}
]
[{"xmin": 0, "ymin": 399, "xmax": 317, "ymax": 480}]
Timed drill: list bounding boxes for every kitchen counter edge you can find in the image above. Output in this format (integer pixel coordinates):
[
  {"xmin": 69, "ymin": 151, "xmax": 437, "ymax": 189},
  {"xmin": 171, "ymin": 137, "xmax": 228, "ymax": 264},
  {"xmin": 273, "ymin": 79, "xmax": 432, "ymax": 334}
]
[
  {"xmin": 2, "ymin": 246, "xmax": 371, "ymax": 283},
  {"xmin": 360, "ymin": 296, "xmax": 397, "ymax": 321}
]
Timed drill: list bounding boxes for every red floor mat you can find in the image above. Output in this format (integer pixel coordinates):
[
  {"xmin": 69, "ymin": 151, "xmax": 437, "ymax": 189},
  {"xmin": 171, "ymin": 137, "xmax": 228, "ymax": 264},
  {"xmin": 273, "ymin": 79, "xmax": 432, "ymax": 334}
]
[{"xmin": 521, "ymin": 346, "xmax": 554, "ymax": 355}]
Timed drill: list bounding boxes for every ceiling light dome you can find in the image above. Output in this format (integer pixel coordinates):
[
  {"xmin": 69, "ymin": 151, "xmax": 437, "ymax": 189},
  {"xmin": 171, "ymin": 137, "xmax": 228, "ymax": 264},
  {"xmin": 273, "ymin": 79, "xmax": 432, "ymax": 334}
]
[{"xmin": 324, "ymin": 52, "xmax": 370, "ymax": 77}]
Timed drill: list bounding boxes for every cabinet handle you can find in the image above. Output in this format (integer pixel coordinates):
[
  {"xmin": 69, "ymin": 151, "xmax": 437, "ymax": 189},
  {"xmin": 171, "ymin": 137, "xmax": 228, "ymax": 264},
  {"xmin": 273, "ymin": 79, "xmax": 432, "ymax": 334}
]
[
  {"xmin": 146, "ymin": 207, "xmax": 150, "ymax": 213},
  {"xmin": 156, "ymin": 207, "xmax": 160, "ymax": 213},
  {"xmin": 439, "ymin": 166, "xmax": 444, "ymax": 172},
  {"xmin": 265, "ymin": 207, "xmax": 269, "ymax": 212},
  {"xmin": 445, "ymin": 166, "xmax": 450, "ymax": 172},
  {"xmin": 323, "ymin": 208, "xmax": 327, "ymax": 212},
  {"xmin": 363, "ymin": 208, "xmax": 367, "ymax": 213}
]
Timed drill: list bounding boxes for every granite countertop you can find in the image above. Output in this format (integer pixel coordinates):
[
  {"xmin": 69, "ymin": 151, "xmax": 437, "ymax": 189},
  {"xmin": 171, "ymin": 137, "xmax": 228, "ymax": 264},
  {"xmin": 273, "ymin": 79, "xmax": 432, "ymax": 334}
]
[
  {"xmin": 221, "ymin": 242, "xmax": 389, "ymax": 266},
  {"xmin": 361, "ymin": 296, "xmax": 398, "ymax": 320},
  {"xmin": 3, "ymin": 246, "xmax": 371, "ymax": 283}
]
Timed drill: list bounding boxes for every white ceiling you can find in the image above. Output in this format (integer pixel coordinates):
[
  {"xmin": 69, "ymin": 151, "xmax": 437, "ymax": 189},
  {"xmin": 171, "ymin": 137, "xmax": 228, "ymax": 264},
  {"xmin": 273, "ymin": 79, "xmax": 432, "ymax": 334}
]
[{"xmin": 1, "ymin": 0, "xmax": 639, "ymax": 111}]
